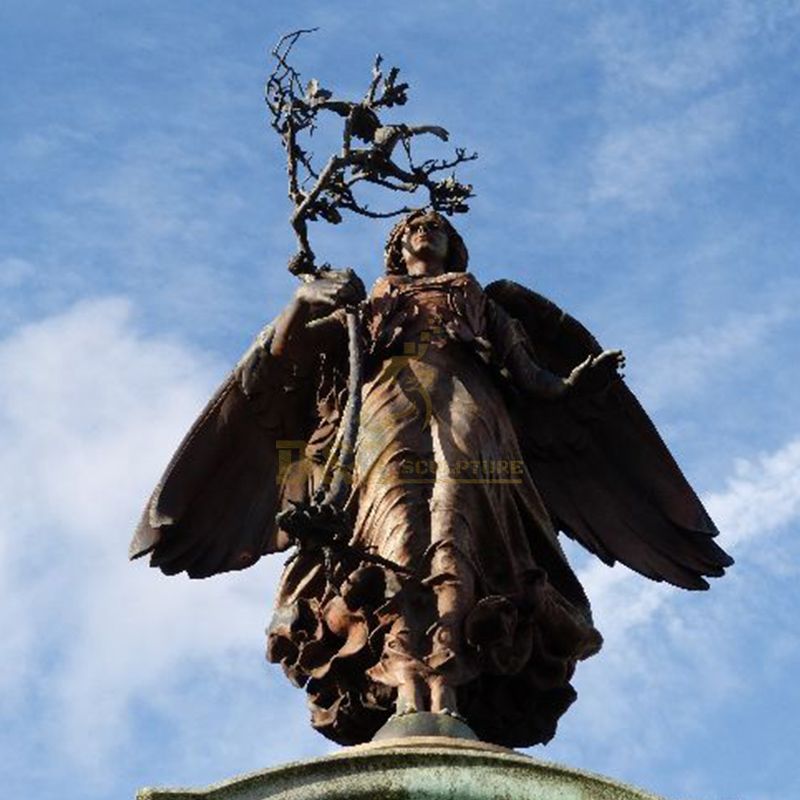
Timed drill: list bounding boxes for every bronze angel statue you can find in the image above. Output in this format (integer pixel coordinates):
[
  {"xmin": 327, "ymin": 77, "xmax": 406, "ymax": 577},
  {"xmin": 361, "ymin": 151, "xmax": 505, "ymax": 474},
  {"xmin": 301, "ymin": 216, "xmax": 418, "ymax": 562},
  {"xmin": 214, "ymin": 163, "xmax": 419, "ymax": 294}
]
[{"xmin": 130, "ymin": 209, "xmax": 732, "ymax": 748}]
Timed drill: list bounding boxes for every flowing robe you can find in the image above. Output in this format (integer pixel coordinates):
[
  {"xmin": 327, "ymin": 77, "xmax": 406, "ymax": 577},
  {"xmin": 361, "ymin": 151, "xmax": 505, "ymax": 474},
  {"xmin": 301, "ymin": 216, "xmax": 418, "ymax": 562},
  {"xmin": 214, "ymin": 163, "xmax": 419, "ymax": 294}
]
[{"xmin": 268, "ymin": 272, "xmax": 602, "ymax": 747}]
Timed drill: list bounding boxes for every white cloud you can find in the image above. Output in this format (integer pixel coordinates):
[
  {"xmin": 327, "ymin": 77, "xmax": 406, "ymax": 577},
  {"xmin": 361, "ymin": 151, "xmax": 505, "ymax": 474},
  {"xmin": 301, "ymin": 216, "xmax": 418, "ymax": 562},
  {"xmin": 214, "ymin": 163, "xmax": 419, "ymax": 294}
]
[
  {"xmin": 705, "ymin": 437, "xmax": 800, "ymax": 548},
  {"xmin": 0, "ymin": 298, "xmax": 306, "ymax": 789},
  {"xmin": 514, "ymin": 2, "xmax": 777, "ymax": 231},
  {"xmin": 591, "ymin": 3, "xmax": 756, "ymax": 98},
  {"xmin": 634, "ymin": 302, "xmax": 795, "ymax": 410},
  {"xmin": 545, "ymin": 433, "xmax": 800, "ymax": 786},
  {"xmin": 584, "ymin": 3, "xmax": 772, "ymax": 213}
]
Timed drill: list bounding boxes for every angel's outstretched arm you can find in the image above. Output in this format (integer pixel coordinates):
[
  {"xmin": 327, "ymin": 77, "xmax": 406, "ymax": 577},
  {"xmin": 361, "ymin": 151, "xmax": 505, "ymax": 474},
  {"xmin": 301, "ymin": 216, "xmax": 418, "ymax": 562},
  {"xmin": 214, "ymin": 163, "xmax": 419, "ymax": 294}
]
[
  {"xmin": 486, "ymin": 298, "xmax": 623, "ymax": 399},
  {"xmin": 504, "ymin": 344, "xmax": 568, "ymax": 399},
  {"xmin": 485, "ymin": 298, "xmax": 564, "ymax": 398}
]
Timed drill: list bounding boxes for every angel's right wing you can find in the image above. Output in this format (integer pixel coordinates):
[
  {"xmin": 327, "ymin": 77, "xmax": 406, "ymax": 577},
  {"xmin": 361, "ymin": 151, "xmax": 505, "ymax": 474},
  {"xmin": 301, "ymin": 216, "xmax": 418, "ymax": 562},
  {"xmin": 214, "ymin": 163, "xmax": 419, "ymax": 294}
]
[
  {"xmin": 129, "ymin": 317, "xmax": 347, "ymax": 579},
  {"xmin": 486, "ymin": 279, "xmax": 733, "ymax": 591}
]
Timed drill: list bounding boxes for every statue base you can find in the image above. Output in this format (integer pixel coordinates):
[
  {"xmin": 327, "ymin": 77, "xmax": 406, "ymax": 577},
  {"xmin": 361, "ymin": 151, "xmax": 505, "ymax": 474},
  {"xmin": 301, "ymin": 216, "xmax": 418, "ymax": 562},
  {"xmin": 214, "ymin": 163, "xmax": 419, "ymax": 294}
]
[
  {"xmin": 373, "ymin": 710, "xmax": 480, "ymax": 741},
  {"xmin": 136, "ymin": 731, "xmax": 664, "ymax": 799}
]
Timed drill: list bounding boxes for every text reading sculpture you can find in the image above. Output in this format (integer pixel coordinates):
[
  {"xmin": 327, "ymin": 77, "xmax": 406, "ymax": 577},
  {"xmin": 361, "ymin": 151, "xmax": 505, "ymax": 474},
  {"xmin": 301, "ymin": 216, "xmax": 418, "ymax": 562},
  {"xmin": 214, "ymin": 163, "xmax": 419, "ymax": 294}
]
[{"xmin": 130, "ymin": 34, "xmax": 732, "ymax": 749}]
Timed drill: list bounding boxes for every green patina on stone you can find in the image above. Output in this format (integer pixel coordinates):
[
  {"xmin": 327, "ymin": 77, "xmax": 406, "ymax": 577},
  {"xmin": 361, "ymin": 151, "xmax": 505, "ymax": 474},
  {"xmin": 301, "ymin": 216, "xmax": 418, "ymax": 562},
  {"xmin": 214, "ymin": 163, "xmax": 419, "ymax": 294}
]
[{"xmin": 136, "ymin": 735, "xmax": 664, "ymax": 800}]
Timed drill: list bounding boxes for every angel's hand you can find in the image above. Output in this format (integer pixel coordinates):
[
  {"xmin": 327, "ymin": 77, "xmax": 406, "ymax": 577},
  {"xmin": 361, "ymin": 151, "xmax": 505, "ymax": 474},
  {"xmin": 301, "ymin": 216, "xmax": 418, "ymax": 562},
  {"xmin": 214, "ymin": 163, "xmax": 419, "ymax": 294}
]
[
  {"xmin": 563, "ymin": 349, "xmax": 625, "ymax": 392},
  {"xmin": 272, "ymin": 270, "xmax": 365, "ymax": 359},
  {"xmin": 295, "ymin": 270, "xmax": 366, "ymax": 319}
]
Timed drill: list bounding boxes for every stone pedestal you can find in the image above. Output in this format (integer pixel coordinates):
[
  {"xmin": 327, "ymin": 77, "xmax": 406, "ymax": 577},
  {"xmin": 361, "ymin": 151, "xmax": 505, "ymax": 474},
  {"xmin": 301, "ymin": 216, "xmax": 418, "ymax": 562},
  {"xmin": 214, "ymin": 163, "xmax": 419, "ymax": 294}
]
[{"xmin": 136, "ymin": 732, "xmax": 663, "ymax": 800}]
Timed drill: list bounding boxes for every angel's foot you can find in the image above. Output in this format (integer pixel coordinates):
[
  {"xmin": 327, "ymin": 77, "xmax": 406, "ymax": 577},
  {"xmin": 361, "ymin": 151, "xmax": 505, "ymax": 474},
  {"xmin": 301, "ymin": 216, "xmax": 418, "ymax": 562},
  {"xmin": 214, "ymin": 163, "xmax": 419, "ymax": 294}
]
[
  {"xmin": 437, "ymin": 707, "xmax": 468, "ymax": 723},
  {"xmin": 394, "ymin": 673, "xmax": 426, "ymax": 717},
  {"xmin": 428, "ymin": 675, "xmax": 459, "ymax": 716},
  {"xmin": 393, "ymin": 704, "xmax": 416, "ymax": 718}
]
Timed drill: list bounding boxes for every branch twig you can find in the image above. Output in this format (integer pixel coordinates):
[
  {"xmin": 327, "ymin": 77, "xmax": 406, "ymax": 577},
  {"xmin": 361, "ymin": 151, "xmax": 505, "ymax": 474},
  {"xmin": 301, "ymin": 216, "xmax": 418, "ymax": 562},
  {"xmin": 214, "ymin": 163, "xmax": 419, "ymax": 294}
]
[{"xmin": 265, "ymin": 29, "xmax": 477, "ymax": 275}]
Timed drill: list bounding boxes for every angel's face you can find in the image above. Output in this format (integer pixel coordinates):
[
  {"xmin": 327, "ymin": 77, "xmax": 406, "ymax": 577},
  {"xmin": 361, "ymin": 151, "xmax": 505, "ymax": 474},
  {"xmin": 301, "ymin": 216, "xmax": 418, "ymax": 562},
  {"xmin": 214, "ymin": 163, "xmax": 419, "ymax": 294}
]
[{"xmin": 401, "ymin": 213, "xmax": 449, "ymax": 275}]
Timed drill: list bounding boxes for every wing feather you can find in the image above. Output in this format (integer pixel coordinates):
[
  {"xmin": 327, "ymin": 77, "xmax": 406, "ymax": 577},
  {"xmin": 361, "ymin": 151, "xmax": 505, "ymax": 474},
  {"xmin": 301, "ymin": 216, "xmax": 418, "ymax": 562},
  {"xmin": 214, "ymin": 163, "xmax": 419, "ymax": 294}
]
[
  {"xmin": 487, "ymin": 279, "xmax": 733, "ymax": 590},
  {"xmin": 132, "ymin": 374, "xmax": 285, "ymax": 577},
  {"xmin": 129, "ymin": 320, "xmax": 331, "ymax": 578}
]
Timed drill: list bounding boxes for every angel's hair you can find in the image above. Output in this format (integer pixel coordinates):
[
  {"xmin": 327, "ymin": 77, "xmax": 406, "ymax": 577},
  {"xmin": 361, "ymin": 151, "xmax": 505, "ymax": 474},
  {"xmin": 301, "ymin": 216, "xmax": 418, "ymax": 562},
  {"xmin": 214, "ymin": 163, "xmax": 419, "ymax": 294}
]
[{"xmin": 384, "ymin": 210, "xmax": 469, "ymax": 275}]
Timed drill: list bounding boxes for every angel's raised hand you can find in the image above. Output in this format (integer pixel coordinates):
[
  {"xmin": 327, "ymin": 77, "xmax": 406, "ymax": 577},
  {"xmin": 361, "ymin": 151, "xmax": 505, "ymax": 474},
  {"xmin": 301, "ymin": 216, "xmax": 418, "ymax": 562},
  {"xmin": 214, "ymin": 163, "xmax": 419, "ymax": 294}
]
[
  {"xmin": 295, "ymin": 270, "xmax": 366, "ymax": 318},
  {"xmin": 564, "ymin": 349, "xmax": 625, "ymax": 392},
  {"xmin": 594, "ymin": 349, "xmax": 625, "ymax": 374}
]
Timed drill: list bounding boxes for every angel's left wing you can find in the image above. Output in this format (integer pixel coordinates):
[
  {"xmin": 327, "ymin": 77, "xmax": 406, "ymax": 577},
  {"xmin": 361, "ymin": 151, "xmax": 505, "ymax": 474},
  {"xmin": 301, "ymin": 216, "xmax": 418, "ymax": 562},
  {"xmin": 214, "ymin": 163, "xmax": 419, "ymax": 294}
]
[
  {"xmin": 486, "ymin": 279, "xmax": 733, "ymax": 590},
  {"xmin": 129, "ymin": 319, "xmax": 345, "ymax": 579}
]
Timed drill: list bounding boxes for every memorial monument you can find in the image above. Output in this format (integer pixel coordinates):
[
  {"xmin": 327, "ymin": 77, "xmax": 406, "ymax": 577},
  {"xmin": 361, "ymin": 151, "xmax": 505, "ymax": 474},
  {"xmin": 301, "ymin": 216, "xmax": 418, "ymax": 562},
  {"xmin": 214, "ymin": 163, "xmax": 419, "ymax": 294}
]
[{"xmin": 130, "ymin": 31, "xmax": 732, "ymax": 798}]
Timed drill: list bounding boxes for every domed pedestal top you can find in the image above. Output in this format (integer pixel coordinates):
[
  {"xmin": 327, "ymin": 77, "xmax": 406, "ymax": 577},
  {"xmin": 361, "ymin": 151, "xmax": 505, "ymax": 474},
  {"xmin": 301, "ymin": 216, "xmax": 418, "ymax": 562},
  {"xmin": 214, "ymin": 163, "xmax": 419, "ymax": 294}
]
[{"xmin": 136, "ymin": 731, "xmax": 664, "ymax": 800}]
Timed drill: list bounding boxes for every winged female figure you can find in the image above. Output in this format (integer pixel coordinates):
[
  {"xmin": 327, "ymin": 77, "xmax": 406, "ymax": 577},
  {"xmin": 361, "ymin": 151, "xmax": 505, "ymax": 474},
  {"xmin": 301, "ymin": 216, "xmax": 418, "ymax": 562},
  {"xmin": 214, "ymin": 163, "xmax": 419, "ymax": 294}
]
[{"xmin": 130, "ymin": 210, "xmax": 732, "ymax": 747}]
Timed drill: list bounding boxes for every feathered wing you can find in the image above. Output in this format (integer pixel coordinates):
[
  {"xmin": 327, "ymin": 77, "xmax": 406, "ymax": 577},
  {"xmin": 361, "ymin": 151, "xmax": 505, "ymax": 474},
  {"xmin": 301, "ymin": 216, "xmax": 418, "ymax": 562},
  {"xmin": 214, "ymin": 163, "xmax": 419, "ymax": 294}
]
[
  {"xmin": 486, "ymin": 279, "xmax": 733, "ymax": 590},
  {"xmin": 129, "ymin": 323, "xmax": 342, "ymax": 579}
]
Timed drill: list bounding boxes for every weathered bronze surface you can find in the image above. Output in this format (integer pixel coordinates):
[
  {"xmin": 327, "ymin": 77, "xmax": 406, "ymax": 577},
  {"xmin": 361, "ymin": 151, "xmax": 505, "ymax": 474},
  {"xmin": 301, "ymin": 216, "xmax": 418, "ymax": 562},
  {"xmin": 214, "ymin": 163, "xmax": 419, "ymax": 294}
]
[{"xmin": 130, "ymin": 210, "xmax": 732, "ymax": 748}]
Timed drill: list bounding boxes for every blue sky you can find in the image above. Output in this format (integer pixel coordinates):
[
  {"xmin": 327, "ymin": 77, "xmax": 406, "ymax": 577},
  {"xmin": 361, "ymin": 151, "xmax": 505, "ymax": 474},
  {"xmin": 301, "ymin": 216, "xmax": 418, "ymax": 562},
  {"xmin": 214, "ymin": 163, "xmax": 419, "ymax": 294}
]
[{"xmin": 2, "ymin": 2, "xmax": 799, "ymax": 798}]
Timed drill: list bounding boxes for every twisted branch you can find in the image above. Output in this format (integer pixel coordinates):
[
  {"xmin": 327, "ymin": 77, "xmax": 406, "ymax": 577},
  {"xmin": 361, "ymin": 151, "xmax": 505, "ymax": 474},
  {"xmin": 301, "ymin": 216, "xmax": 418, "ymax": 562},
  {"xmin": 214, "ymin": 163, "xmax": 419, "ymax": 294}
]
[{"xmin": 265, "ymin": 29, "xmax": 477, "ymax": 275}]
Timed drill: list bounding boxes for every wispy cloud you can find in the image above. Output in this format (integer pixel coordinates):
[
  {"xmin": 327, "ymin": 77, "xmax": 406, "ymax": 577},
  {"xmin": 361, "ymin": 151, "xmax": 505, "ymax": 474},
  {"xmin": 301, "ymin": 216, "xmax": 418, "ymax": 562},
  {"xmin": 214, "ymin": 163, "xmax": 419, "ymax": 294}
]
[
  {"xmin": 585, "ymin": 3, "xmax": 758, "ymax": 213},
  {"xmin": 544, "ymin": 433, "xmax": 800, "ymax": 794},
  {"xmin": 705, "ymin": 437, "xmax": 800, "ymax": 548},
  {"xmin": 0, "ymin": 298, "xmax": 316, "ymax": 793},
  {"xmin": 591, "ymin": 2, "xmax": 756, "ymax": 98},
  {"xmin": 0, "ymin": 256, "xmax": 34, "ymax": 289},
  {"xmin": 0, "ymin": 35, "xmax": 294, "ymax": 349},
  {"xmin": 588, "ymin": 91, "xmax": 742, "ymax": 211},
  {"xmin": 10, "ymin": 124, "xmax": 97, "ymax": 164},
  {"xmin": 634, "ymin": 300, "xmax": 797, "ymax": 410},
  {"xmin": 507, "ymin": 1, "xmax": 792, "ymax": 234}
]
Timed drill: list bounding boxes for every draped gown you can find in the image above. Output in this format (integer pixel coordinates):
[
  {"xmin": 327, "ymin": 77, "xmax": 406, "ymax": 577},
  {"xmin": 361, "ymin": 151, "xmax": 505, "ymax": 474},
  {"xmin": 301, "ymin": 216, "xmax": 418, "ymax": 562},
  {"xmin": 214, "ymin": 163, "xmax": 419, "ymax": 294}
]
[{"xmin": 267, "ymin": 271, "xmax": 603, "ymax": 746}]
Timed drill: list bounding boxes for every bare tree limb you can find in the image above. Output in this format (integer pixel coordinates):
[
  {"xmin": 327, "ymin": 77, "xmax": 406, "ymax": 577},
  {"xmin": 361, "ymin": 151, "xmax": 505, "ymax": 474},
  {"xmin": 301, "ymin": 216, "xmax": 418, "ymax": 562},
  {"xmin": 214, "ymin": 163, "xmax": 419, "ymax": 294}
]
[{"xmin": 265, "ymin": 29, "xmax": 476, "ymax": 275}]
